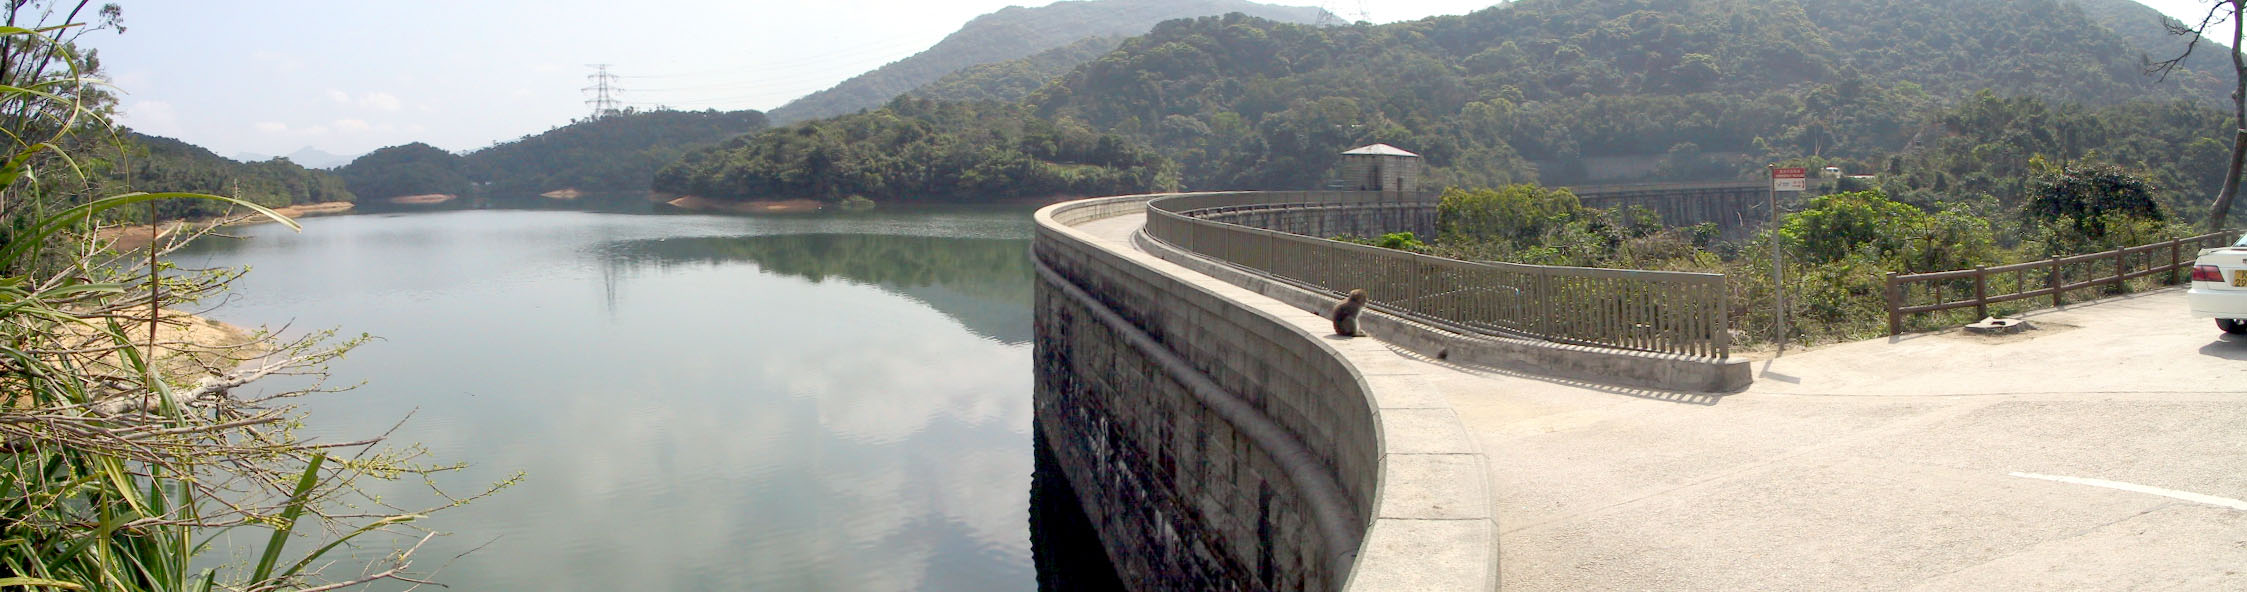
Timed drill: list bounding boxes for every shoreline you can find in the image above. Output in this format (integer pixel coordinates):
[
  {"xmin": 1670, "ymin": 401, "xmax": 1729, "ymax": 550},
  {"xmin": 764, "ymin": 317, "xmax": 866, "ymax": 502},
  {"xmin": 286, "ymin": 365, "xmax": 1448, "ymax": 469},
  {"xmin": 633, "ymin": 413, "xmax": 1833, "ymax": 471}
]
[
  {"xmin": 96, "ymin": 201, "xmax": 356, "ymax": 251},
  {"xmin": 57, "ymin": 307, "xmax": 263, "ymax": 379},
  {"xmin": 650, "ymin": 192, "xmax": 1088, "ymax": 214},
  {"xmin": 388, "ymin": 193, "xmax": 456, "ymax": 205},
  {"xmin": 658, "ymin": 193, "xmax": 825, "ymax": 214}
]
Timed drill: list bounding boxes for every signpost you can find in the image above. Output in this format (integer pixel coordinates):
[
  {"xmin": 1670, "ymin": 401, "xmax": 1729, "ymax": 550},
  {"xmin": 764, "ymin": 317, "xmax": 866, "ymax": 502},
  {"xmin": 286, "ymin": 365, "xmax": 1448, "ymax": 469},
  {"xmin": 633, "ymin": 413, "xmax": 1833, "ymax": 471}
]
[
  {"xmin": 1769, "ymin": 166, "xmax": 1806, "ymax": 353},
  {"xmin": 1772, "ymin": 167, "xmax": 1807, "ymax": 191}
]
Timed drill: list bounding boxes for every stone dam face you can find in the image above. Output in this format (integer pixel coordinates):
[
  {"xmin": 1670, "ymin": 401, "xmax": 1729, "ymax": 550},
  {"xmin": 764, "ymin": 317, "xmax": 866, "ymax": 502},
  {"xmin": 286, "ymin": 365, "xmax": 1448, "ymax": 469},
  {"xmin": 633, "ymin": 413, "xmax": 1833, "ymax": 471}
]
[
  {"xmin": 1032, "ymin": 214, "xmax": 1372, "ymax": 591},
  {"xmin": 1030, "ymin": 194, "xmax": 1500, "ymax": 592}
]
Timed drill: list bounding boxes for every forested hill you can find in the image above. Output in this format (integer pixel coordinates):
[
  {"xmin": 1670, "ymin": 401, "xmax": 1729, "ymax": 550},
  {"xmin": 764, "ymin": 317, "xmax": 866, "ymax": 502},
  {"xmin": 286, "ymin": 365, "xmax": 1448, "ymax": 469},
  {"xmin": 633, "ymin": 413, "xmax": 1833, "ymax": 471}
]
[
  {"xmin": 2073, "ymin": 0, "xmax": 2234, "ymax": 88},
  {"xmin": 462, "ymin": 108, "xmax": 767, "ymax": 197},
  {"xmin": 1797, "ymin": 0, "xmax": 2229, "ymax": 101},
  {"xmin": 333, "ymin": 108, "xmax": 766, "ymax": 203},
  {"xmin": 1021, "ymin": 0, "xmax": 2233, "ymax": 190},
  {"xmin": 911, "ymin": 35, "xmax": 1129, "ymax": 105},
  {"xmin": 118, "ymin": 133, "xmax": 355, "ymax": 220},
  {"xmin": 654, "ymin": 97, "xmax": 1174, "ymax": 204},
  {"xmin": 763, "ymin": 0, "xmax": 1333, "ymax": 125},
  {"xmin": 337, "ymin": 142, "xmax": 468, "ymax": 202}
]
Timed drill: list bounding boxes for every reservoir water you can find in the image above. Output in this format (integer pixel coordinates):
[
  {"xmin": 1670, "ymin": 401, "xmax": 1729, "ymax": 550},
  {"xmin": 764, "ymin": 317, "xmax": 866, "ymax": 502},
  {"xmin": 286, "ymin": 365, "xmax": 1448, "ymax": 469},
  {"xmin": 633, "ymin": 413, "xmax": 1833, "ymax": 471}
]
[{"xmin": 172, "ymin": 208, "xmax": 1082, "ymax": 590}]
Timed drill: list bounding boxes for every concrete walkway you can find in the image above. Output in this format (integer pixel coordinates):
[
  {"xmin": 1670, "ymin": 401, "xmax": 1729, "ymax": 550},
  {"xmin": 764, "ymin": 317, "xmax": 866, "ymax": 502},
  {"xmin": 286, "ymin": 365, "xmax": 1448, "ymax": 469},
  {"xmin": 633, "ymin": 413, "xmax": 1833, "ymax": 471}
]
[
  {"xmin": 1084, "ymin": 211, "xmax": 2247, "ymax": 591},
  {"xmin": 1445, "ymin": 290, "xmax": 2247, "ymax": 591}
]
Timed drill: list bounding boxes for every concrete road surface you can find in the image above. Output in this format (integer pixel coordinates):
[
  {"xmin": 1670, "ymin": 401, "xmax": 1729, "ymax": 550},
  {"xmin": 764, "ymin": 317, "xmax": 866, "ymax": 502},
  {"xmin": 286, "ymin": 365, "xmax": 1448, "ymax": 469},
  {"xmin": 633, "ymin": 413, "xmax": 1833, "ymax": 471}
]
[{"xmin": 1422, "ymin": 289, "xmax": 2247, "ymax": 591}]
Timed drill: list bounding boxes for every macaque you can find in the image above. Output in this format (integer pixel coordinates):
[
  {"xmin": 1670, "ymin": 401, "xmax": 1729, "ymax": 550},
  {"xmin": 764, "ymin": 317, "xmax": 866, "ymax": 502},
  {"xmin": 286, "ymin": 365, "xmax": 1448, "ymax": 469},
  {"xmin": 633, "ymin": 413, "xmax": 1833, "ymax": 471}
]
[{"xmin": 1331, "ymin": 289, "xmax": 1368, "ymax": 336}]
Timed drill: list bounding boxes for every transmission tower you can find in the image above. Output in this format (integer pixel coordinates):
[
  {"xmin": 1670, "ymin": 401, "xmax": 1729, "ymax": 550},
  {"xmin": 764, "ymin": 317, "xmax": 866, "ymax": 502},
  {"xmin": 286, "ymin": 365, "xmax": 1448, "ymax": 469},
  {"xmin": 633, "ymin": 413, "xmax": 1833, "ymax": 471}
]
[
  {"xmin": 1315, "ymin": 1, "xmax": 1372, "ymax": 26},
  {"xmin": 583, "ymin": 64, "xmax": 624, "ymax": 119}
]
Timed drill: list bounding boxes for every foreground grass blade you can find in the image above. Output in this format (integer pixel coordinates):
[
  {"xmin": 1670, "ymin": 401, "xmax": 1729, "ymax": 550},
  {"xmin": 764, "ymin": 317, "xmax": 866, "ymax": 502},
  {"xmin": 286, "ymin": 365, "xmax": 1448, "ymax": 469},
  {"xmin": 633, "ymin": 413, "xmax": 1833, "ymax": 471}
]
[
  {"xmin": 0, "ymin": 576, "xmax": 87, "ymax": 590},
  {"xmin": 249, "ymin": 453, "xmax": 326, "ymax": 584}
]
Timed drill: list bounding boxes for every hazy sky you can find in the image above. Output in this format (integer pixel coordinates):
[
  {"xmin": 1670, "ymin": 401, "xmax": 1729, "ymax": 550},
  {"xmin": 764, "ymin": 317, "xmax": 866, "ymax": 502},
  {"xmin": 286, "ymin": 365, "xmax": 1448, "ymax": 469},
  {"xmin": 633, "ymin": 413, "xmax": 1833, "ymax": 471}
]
[{"xmin": 92, "ymin": 0, "xmax": 2221, "ymax": 160}]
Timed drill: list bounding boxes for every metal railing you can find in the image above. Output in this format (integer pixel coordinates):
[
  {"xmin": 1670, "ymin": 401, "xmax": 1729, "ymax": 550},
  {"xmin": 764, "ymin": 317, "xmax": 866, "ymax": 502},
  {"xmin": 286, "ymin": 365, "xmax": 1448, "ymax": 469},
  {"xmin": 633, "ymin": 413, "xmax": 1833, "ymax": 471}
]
[
  {"xmin": 1883, "ymin": 231, "xmax": 2239, "ymax": 335},
  {"xmin": 1144, "ymin": 191, "xmax": 1731, "ymax": 359},
  {"xmin": 1570, "ymin": 180, "xmax": 1770, "ymax": 196}
]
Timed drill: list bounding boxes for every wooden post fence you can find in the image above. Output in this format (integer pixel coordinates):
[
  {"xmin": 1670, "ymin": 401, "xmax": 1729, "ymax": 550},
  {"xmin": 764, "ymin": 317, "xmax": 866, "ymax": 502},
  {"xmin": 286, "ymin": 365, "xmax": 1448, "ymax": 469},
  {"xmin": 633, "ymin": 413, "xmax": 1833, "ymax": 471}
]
[{"xmin": 1884, "ymin": 231, "xmax": 2238, "ymax": 335}]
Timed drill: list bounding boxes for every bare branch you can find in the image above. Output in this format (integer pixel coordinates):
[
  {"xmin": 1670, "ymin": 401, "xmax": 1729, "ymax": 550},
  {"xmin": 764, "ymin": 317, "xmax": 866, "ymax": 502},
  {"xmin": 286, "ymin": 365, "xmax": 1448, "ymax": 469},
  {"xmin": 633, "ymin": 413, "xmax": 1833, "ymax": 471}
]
[
  {"xmin": 2147, "ymin": 0, "xmax": 2235, "ymax": 82},
  {"xmin": 284, "ymin": 533, "xmax": 440, "ymax": 592}
]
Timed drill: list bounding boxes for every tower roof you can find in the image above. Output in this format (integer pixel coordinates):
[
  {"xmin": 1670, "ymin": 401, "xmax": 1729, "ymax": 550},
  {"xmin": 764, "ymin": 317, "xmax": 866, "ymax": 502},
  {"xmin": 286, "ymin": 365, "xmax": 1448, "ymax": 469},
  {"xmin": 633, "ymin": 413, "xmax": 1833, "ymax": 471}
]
[{"xmin": 1341, "ymin": 143, "xmax": 1419, "ymax": 157}]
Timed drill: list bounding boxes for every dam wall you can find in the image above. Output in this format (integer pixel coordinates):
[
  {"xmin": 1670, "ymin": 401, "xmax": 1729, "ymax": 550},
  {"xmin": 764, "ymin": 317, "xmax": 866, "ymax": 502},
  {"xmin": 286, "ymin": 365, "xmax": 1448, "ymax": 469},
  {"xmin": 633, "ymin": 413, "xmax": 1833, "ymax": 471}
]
[{"xmin": 1032, "ymin": 194, "xmax": 1495, "ymax": 592}]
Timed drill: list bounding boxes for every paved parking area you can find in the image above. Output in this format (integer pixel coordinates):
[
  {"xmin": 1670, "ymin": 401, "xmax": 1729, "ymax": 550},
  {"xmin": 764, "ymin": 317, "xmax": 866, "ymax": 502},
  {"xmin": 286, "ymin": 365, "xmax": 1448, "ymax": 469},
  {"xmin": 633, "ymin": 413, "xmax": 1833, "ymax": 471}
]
[
  {"xmin": 1083, "ymin": 210, "xmax": 2243, "ymax": 590},
  {"xmin": 1425, "ymin": 290, "xmax": 2247, "ymax": 591}
]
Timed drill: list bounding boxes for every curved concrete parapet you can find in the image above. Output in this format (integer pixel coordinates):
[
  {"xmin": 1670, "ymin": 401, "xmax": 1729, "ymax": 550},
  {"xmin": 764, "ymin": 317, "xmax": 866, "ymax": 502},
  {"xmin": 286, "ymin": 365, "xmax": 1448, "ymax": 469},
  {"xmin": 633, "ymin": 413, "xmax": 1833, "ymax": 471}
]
[
  {"xmin": 1140, "ymin": 190, "xmax": 1750, "ymax": 393},
  {"xmin": 1132, "ymin": 231, "xmax": 1751, "ymax": 393},
  {"xmin": 1033, "ymin": 194, "xmax": 1498, "ymax": 592}
]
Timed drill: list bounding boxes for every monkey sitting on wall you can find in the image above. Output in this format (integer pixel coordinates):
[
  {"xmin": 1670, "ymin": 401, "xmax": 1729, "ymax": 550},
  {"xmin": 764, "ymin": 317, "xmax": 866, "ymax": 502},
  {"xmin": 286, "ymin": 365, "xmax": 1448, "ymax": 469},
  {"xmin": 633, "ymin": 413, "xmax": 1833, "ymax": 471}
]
[{"xmin": 1331, "ymin": 289, "xmax": 1369, "ymax": 337}]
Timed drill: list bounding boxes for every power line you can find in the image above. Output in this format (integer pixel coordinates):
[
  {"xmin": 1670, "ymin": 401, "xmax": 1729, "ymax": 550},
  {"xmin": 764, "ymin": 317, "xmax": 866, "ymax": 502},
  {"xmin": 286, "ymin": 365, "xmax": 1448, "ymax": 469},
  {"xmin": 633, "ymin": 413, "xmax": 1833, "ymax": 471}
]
[{"xmin": 582, "ymin": 64, "xmax": 624, "ymax": 119}]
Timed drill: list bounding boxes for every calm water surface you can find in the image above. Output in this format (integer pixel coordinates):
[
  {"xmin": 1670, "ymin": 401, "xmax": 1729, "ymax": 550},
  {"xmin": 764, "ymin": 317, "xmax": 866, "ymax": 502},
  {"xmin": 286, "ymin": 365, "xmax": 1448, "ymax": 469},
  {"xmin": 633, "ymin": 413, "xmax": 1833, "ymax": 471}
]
[{"xmin": 173, "ymin": 208, "xmax": 1046, "ymax": 591}]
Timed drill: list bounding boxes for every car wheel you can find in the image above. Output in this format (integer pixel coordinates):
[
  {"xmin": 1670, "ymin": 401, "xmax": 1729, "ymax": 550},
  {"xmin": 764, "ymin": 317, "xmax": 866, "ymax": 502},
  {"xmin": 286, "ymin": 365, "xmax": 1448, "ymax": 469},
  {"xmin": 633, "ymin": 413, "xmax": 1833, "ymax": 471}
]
[{"xmin": 2220, "ymin": 318, "xmax": 2247, "ymax": 335}]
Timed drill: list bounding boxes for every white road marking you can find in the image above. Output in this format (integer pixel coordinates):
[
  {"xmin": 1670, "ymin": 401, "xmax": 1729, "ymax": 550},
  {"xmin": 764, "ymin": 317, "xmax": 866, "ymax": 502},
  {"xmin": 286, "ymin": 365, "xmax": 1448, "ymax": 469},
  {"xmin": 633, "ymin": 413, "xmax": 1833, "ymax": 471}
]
[{"xmin": 2010, "ymin": 472, "xmax": 2247, "ymax": 511}]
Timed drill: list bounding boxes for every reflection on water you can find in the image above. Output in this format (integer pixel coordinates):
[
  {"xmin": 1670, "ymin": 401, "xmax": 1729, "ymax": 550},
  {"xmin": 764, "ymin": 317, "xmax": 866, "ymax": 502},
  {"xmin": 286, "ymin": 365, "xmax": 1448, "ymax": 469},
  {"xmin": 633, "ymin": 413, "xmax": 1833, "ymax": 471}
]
[
  {"xmin": 601, "ymin": 233, "xmax": 1033, "ymax": 344},
  {"xmin": 1032, "ymin": 428, "xmax": 1130, "ymax": 592},
  {"xmin": 167, "ymin": 208, "xmax": 1092, "ymax": 591}
]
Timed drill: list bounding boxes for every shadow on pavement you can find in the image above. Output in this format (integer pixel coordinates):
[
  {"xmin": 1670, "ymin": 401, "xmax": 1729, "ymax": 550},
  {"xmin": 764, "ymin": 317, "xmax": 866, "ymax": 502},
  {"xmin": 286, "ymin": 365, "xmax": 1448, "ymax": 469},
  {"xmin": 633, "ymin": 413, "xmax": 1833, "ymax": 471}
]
[
  {"xmin": 1757, "ymin": 359, "xmax": 1803, "ymax": 384},
  {"xmin": 1385, "ymin": 344, "xmax": 1727, "ymax": 406},
  {"xmin": 2201, "ymin": 333, "xmax": 2247, "ymax": 360}
]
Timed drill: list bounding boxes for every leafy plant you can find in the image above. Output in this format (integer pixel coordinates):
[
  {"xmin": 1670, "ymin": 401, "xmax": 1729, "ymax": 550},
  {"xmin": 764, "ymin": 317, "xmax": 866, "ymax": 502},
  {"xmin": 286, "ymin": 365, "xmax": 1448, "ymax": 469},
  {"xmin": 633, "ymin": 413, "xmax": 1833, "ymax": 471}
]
[
  {"xmin": 2022, "ymin": 161, "xmax": 2174, "ymax": 253},
  {"xmin": 1374, "ymin": 231, "xmax": 1426, "ymax": 252}
]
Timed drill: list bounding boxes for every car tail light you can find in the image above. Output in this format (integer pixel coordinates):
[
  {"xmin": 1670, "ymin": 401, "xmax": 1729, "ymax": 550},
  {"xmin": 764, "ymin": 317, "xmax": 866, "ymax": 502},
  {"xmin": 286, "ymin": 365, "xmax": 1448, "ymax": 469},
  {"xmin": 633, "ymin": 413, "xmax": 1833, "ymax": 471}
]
[{"xmin": 2193, "ymin": 264, "xmax": 2225, "ymax": 282}]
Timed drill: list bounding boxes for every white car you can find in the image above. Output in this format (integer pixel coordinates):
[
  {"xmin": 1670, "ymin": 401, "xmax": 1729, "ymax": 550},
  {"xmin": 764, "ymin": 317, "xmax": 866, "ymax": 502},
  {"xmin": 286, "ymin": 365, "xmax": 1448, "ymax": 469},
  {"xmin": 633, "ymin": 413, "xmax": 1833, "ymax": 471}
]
[{"xmin": 2190, "ymin": 233, "xmax": 2247, "ymax": 334}]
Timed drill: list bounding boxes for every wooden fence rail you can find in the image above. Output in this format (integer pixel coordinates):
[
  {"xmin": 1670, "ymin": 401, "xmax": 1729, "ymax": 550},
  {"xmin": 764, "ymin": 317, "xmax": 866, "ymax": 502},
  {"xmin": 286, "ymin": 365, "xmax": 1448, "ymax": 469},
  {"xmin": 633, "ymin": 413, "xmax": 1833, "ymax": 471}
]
[{"xmin": 1883, "ymin": 231, "xmax": 2238, "ymax": 335}]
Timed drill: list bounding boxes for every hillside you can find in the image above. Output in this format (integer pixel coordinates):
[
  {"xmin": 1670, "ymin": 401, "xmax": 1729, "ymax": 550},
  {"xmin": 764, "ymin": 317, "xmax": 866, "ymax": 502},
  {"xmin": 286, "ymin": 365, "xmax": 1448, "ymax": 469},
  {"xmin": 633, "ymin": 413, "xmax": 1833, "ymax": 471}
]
[
  {"xmin": 329, "ymin": 108, "xmax": 766, "ymax": 206},
  {"xmin": 911, "ymin": 35, "xmax": 1128, "ymax": 105},
  {"xmin": 463, "ymin": 108, "xmax": 766, "ymax": 199},
  {"xmin": 763, "ymin": 0, "xmax": 1333, "ymax": 125},
  {"xmin": 654, "ymin": 96, "xmax": 1175, "ymax": 204},
  {"xmin": 337, "ymin": 142, "xmax": 469, "ymax": 202},
  {"xmin": 1019, "ymin": 0, "xmax": 2233, "ymax": 191},
  {"xmin": 2074, "ymin": 0, "xmax": 2234, "ymax": 90},
  {"xmin": 120, "ymin": 132, "xmax": 356, "ymax": 220}
]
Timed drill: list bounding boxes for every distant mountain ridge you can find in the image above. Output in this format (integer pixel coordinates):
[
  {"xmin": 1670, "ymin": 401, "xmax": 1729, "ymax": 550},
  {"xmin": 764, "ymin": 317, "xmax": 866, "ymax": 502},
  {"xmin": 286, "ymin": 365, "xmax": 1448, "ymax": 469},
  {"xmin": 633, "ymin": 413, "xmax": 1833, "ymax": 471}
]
[{"xmin": 763, "ymin": 0, "xmax": 1334, "ymax": 124}]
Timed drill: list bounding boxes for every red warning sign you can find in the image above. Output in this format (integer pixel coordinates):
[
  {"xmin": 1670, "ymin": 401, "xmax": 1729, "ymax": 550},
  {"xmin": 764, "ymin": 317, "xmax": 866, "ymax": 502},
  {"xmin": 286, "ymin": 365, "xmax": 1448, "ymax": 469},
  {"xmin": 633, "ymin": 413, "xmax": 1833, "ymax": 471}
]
[{"xmin": 1772, "ymin": 167, "xmax": 1807, "ymax": 191}]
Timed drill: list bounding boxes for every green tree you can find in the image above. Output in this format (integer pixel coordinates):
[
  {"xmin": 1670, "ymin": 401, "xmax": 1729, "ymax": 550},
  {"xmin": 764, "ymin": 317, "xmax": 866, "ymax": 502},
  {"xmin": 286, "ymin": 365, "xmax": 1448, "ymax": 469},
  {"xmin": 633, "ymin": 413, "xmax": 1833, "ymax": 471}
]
[
  {"xmin": 1436, "ymin": 184, "xmax": 1581, "ymax": 246},
  {"xmin": 2022, "ymin": 162, "xmax": 2166, "ymax": 244},
  {"xmin": 1781, "ymin": 189, "xmax": 1994, "ymax": 271}
]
